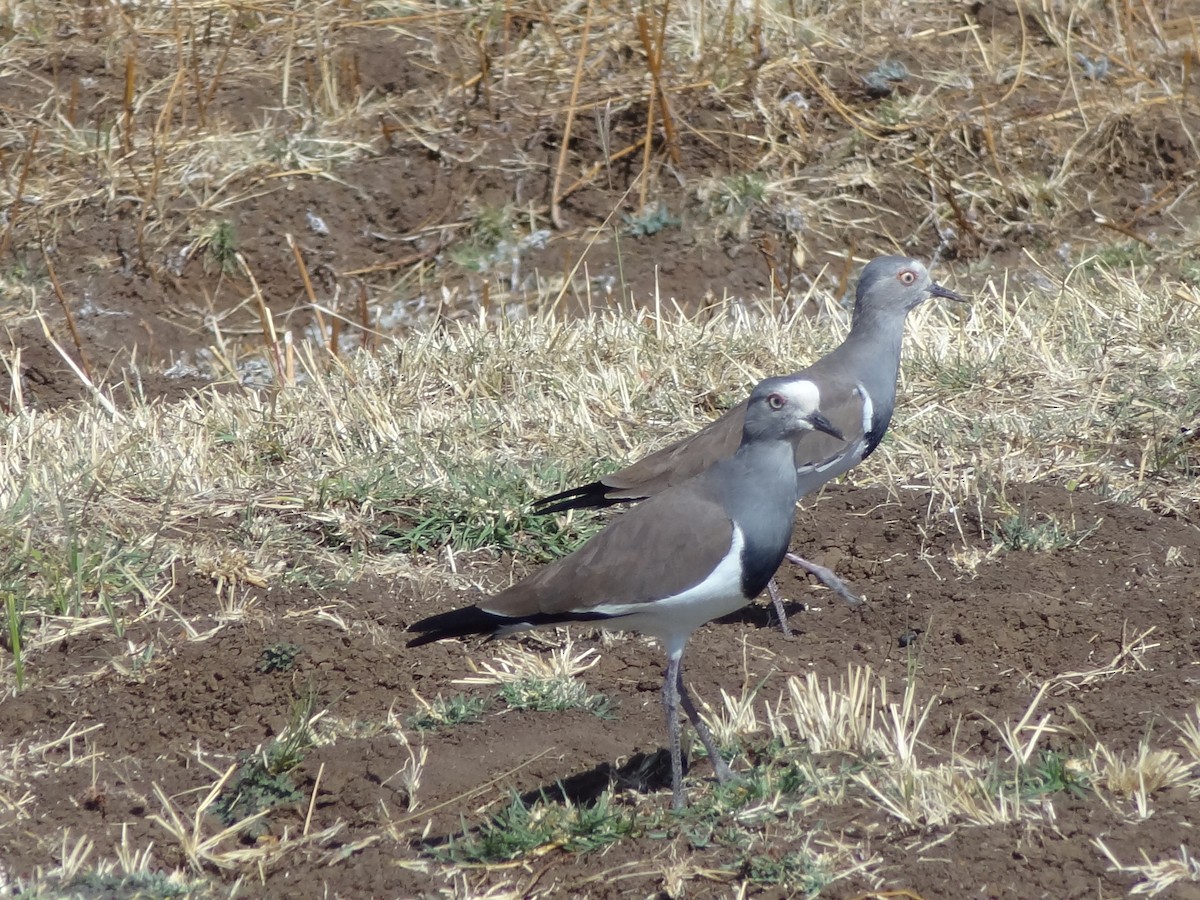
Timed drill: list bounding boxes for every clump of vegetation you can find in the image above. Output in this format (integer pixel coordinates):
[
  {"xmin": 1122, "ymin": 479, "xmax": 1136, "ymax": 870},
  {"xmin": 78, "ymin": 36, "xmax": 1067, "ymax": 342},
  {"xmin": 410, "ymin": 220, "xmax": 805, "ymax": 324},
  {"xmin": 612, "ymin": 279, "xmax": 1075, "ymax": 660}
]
[
  {"xmin": 622, "ymin": 202, "xmax": 680, "ymax": 237},
  {"xmin": 406, "ymin": 694, "xmax": 488, "ymax": 731},
  {"xmin": 498, "ymin": 676, "xmax": 612, "ymax": 717},
  {"xmin": 216, "ymin": 754, "xmax": 303, "ymax": 828},
  {"xmin": 700, "ymin": 172, "xmax": 770, "ymax": 239},
  {"xmin": 457, "ymin": 639, "xmax": 612, "ymax": 716},
  {"xmin": 707, "ymin": 173, "xmax": 767, "ymax": 218},
  {"xmin": 998, "ymin": 749, "xmax": 1092, "ymax": 800},
  {"xmin": 258, "ymin": 642, "xmax": 302, "ymax": 673},
  {"xmin": 388, "ymin": 461, "xmax": 601, "ymax": 562},
  {"xmin": 215, "ymin": 697, "xmax": 317, "ymax": 828},
  {"xmin": 992, "ymin": 512, "xmax": 1099, "ymax": 552},
  {"xmin": 743, "ymin": 849, "xmax": 834, "ymax": 892},
  {"xmin": 434, "ymin": 791, "xmax": 639, "ymax": 864},
  {"xmin": 448, "ymin": 205, "xmax": 517, "ymax": 272},
  {"xmin": 190, "ymin": 220, "xmax": 240, "ymax": 275},
  {"xmin": 26, "ymin": 869, "xmax": 207, "ymax": 899}
]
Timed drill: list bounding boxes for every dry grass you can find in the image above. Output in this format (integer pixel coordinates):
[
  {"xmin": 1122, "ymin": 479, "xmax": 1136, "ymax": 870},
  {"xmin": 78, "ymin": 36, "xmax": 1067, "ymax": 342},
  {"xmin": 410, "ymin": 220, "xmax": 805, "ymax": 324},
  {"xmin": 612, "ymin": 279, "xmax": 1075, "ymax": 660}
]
[
  {"xmin": 0, "ymin": 271, "xmax": 1196, "ymax": 663},
  {"xmin": 1, "ymin": 272, "xmax": 1198, "ymax": 892},
  {"xmin": 2, "ymin": 0, "xmax": 1199, "ymax": 353}
]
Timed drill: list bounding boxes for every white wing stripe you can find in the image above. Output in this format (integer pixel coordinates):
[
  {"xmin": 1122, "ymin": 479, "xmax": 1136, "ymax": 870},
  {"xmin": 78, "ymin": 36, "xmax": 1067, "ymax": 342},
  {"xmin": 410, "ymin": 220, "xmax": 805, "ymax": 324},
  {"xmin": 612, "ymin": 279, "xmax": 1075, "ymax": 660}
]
[
  {"xmin": 856, "ymin": 382, "xmax": 873, "ymax": 437},
  {"xmin": 587, "ymin": 525, "xmax": 746, "ymax": 620}
]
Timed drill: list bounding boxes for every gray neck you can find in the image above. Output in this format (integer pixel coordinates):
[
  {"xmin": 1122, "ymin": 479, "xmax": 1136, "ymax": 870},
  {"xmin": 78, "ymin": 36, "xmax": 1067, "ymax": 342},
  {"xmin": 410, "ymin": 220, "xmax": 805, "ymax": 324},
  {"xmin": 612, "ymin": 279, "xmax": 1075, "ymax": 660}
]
[
  {"xmin": 818, "ymin": 308, "xmax": 908, "ymax": 438},
  {"xmin": 710, "ymin": 438, "xmax": 800, "ymax": 598},
  {"xmin": 843, "ymin": 305, "xmax": 907, "ymax": 380}
]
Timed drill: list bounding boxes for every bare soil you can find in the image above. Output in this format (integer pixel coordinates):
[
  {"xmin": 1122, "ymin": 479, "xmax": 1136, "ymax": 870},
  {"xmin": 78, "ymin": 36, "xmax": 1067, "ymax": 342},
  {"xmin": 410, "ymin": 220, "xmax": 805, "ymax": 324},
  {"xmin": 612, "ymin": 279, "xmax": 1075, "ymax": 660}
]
[{"xmin": 2, "ymin": 482, "xmax": 1198, "ymax": 897}]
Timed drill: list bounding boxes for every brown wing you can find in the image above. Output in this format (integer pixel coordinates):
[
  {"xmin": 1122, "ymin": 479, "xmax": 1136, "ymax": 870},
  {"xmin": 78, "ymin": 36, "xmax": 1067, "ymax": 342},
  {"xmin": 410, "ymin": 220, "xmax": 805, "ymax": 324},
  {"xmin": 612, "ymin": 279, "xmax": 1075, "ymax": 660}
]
[
  {"xmin": 483, "ymin": 488, "xmax": 734, "ymax": 618},
  {"xmin": 598, "ymin": 403, "xmax": 747, "ymax": 499},
  {"xmin": 601, "ymin": 378, "xmax": 869, "ymax": 498}
]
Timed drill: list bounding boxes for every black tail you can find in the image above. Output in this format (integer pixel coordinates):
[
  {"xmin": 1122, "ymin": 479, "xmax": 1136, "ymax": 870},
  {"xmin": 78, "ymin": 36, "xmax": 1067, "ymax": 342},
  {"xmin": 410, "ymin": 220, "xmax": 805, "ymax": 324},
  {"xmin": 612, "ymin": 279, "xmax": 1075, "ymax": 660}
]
[
  {"xmin": 531, "ymin": 480, "xmax": 637, "ymax": 515},
  {"xmin": 406, "ymin": 606, "xmax": 511, "ymax": 647},
  {"xmin": 407, "ymin": 604, "xmax": 617, "ymax": 647}
]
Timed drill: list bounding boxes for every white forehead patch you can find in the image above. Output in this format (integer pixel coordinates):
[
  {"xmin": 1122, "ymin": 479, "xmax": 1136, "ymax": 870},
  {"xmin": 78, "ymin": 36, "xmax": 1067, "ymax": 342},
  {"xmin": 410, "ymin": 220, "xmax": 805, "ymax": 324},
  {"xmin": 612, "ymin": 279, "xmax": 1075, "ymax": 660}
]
[{"xmin": 783, "ymin": 379, "xmax": 821, "ymax": 414}]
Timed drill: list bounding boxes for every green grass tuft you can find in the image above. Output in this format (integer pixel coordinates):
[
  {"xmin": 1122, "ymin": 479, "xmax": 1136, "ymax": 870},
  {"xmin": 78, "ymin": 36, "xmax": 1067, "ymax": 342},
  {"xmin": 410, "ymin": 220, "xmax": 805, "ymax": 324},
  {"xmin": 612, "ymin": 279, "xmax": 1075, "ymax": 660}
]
[
  {"xmin": 997, "ymin": 749, "xmax": 1092, "ymax": 800},
  {"xmin": 391, "ymin": 462, "xmax": 602, "ymax": 562},
  {"xmin": 215, "ymin": 695, "xmax": 317, "ymax": 827},
  {"xmin": 407, "ymin": 694, "xmax": 488, "ymax": 731},
  {"xmin": 435, "ymin": 790, "xmax": 639, "ymax": 864},
  {"xmin": 448, "ymin": 205, "xmax": 517, "ymax": 272},
  {"xmin": 62, "ymin": 869, "xmax": 208, "ymax": 898},
  {"xmin": 992, "ymin": 511, "xmax": 1099, "ymax": 552},
  {"xmin": 195, "ymin": 220, "xmax": 239, "ymax": 274},
  {"xmin": 743, "ymin": 849, "xmax": 834, "ymax": 893},
  {"xmin": 497, "ymin": 676, "xmax": 613, "ymax": 718}
]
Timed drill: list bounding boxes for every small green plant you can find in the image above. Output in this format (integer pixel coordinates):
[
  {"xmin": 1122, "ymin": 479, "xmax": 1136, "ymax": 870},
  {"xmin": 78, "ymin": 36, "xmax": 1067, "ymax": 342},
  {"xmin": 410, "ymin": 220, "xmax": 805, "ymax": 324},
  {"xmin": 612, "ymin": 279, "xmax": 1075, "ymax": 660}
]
[
  {"xmin": 58, "ymin": 869, "xmax": 205, "ymax": 898},
  {"xmin": 4, "ymin": 593, "xmax": 25, "ymax": 690},
  {"xmin": 699, "ymin": 749, "xmax": 825, "ymax": 817},
  {"xmin": 1084, "ymin": 241, "xmax": 1152, "ymax": 272},
  {"xmin": 258, "ymin": 642, "xmax": 302, "ymax": 673},
  {"xmin": 709, "ymin": 173, "xmax": 767, "ymax": 219},
  {"xmin": 215, "ymin": 696, "xmax": 317, "ymax": 827},
  {"xmin": 993, "ymin": 749, "xmax": 1091, "ymax": 800},
  {"xmin": 992, "ymin": 511, "xmax": 1098, "ymax": 552},
  {"xmin": 1180, "ymin": 259, "xmax": 1200, "ymax": 285},
  {"xmin": 916, "ymin": 346, "xmax": 994, "ymax": 392},
  {"xmin": 1, "ymin": 532, "xmax": 146, "ymax": 635},
  {"xmin": 743, "ymin": 849, "xmax": 833, "ymax": 892},
  {"xmin": 193, "ymin": 220, "xmax": 239, "ymax": 274},
  {"xmin": 622, "ymin": 201, "xmax": 679, "ymax": 237},
  {"xmin": 498, "ymin": 676, "xmax": 612, "ymax": 718},
  {"xmin": 391, "ymin": 462, "xmax": 601, "ymax": 561},
  {"xmin": 1142, "ymin": 427, "xmax": 1200, "ymax": 479},
  {"xmin": 314, "ymin": 462, "xmax": 601, "ymax": 560},
  {"xmin": 701, "ymin": 172, "xmax": 769, "ymax": 239},
  {"xmin": 435, "ymin": 790, "xmax": 639, "ymax": 864},
  {"xmin": 407, "ymin": 694, "xmax": 488, "ymax": 731},
  {"xmin": 448, "ymin": 205, "xmax": 516, "ymax": 271},
  {"xmin": 215, "ymin": 751, "xmax": 302, "ymax": 828}
]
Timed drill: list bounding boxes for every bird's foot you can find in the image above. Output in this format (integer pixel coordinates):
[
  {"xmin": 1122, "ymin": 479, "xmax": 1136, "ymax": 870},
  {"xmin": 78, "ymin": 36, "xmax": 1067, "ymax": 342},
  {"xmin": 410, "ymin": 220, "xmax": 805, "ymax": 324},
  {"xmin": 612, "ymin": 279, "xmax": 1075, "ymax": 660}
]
[{"xmin": 784, "ymin": 552, "xmax": 866, "ymax": 607}]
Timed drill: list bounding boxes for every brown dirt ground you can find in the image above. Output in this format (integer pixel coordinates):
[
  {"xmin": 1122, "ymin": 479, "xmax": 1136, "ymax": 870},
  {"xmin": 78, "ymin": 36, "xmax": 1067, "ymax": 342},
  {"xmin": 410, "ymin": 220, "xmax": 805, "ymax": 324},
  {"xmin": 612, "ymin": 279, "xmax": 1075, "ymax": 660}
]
[
  {"xmin": 2, "ymin": 3, "xmax": 1200, "ymax": 897},
  {"xmin": 2, "ymin": 483, "xmax": 1198, "ymax": 897}
]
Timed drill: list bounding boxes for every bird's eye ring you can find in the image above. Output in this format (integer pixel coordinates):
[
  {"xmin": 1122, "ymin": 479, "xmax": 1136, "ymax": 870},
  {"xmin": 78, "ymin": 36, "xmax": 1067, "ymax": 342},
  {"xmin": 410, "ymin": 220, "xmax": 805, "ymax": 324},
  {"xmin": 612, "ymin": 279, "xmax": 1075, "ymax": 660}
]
[
  {"xmin": 898, "ymin": 269, "xmax": 917, "ymax": 285},
  {"xmin": 767, "ymin": 393, "xmax": 786, "ymax": 410}
]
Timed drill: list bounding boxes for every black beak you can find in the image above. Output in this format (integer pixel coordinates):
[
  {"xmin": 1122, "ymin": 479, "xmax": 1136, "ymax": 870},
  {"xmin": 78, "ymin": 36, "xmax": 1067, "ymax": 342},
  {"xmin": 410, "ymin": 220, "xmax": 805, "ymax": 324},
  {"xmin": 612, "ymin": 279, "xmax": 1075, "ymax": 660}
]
[
  {"xmin": 929, "ymin": 281, "xmax": 967, "ymax": 303},
  {"xmin": 808, "ymin": 411, "xmax": 845, "ymax": 442}
]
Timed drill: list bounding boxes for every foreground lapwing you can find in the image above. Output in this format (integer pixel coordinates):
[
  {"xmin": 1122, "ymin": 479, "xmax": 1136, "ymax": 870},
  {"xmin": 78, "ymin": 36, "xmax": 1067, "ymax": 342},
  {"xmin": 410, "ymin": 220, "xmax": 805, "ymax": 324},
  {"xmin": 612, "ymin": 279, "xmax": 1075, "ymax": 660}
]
[
  {"xmin": 407, "ymin": 376, "xmax": 844, "ymax": 809},
  {"xmin": 532, "ymin": 256, "xmax": 966, "ymax": 632}
]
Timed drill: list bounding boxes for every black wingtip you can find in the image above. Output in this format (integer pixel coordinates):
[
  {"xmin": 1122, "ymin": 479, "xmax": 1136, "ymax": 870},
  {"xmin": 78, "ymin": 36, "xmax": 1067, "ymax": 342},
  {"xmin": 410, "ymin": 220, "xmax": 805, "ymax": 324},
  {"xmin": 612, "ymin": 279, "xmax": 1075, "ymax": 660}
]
[
  {"xmin": 408, "ymin": 605, "xmax": 619, "ymax": 647},
  {"xmin": 406, "ymin": 606, "xmax": 510, "ymax": 647},
  {"xmin": 531, "ymin": 480, "xmax": 625, "ymax": 515}
]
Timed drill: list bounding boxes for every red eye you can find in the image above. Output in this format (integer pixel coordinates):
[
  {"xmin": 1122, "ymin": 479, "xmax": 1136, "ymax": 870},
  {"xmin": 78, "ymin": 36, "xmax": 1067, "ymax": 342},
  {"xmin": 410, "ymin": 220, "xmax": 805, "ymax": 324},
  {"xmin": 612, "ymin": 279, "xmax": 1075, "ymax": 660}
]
[
  {"xmin": 767, "ymin": 393, "xmax": 786, "ymax": 410},
  {"xmin": 898, "ymin": 270, "xmax": 917, "ymax": 285}
]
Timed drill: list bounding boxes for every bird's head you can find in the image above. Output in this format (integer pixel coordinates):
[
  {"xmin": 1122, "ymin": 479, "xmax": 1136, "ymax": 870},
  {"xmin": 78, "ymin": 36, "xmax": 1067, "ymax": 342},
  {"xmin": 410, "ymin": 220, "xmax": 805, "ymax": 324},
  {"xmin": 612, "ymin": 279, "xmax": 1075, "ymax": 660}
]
[
  {"xmin": 854, "ymin": 256, "xmax": 965, "ymax": 319},
  {"xmin": 743, "ymin": 375, "xmax": 845, "ymax": 444}
]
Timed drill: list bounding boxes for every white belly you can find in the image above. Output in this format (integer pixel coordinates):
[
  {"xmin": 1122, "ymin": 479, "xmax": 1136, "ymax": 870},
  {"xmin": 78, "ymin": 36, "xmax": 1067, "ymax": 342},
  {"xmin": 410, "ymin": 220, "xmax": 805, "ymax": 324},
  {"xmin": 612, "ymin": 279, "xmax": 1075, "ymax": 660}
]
[{"xmin": 588, "ymin": 526, "xmax": 748, "ymax": 657}]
